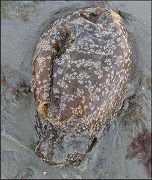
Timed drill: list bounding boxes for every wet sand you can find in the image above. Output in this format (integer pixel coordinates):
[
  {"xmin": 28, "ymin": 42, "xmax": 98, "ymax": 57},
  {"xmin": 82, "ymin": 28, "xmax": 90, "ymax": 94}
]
[{"xmin": 1, "ymin": 1, "xmax": 151, "ymax": 179}]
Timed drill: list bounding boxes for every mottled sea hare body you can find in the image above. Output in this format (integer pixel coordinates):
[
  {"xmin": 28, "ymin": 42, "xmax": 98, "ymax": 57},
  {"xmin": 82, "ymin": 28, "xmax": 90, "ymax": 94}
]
[{"xmin": 32, "ymin": 7, "xmax": 132, "ymax": 165}]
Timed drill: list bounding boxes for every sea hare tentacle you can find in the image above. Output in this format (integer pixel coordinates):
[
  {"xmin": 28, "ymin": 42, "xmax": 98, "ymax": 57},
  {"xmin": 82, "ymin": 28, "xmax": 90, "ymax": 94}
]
[{"xmin": 32, "ymin": 7, "xmax": 132, "ymax": 165}]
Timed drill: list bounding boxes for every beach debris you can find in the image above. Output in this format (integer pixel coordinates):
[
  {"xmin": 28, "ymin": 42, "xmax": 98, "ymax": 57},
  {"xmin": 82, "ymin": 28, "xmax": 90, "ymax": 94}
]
[
  {"xmin": 1, "ymin": 129, "xmax": 5, "ymax": 135},
  {"xmin": 126, "ymin": 129, "xmax": 152, "ymax": 178},
  {"xmin": 42, "ymin": 171, "xmax": 47, "ymax": 175},
  {"xmin": 16, "ymin": 168, "xmax": 34, "ymax": 179}
]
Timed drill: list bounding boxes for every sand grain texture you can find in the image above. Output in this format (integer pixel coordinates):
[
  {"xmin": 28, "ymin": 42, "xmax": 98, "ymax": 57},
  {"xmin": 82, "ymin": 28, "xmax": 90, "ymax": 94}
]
[{"xmin": 1, "ymin": 1, "xmax": 151, "ymax": 179}]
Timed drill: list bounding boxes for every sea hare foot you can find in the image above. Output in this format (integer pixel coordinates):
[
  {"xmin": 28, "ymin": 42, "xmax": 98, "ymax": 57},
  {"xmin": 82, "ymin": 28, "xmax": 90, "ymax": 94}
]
[{"xmin": 32, "ymin": 7, "xmax": 132, "ymax": 165}]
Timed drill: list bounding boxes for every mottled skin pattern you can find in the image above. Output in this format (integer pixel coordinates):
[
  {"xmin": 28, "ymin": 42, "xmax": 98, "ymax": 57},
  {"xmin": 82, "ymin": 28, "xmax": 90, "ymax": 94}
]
[{"xmin": 32, "ymin": 7, "xmax": 132, "ymax": 165}]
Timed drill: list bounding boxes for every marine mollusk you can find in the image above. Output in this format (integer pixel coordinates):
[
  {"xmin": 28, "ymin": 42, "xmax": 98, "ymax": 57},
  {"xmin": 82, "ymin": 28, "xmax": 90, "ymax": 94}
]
[{"xmin": 32, "ymin": 7, "xmax": 132, "ymax": 165}]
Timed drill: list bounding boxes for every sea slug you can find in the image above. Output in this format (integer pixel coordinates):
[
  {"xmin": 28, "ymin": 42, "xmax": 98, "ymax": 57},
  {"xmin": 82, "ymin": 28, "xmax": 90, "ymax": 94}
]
[{"xmin": 32, "ymin": 7, "xmax": 132, "ymax": 165}]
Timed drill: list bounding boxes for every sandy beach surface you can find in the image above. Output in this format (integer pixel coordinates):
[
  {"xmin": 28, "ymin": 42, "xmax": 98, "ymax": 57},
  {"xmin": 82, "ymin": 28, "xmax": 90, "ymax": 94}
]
[{"xmin": 1, "ymin": 1, "xmax": 151, "ymax": 179}]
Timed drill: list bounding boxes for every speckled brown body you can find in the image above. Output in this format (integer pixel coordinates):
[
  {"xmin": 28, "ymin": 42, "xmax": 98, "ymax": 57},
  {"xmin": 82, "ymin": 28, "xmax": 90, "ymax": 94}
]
[{"xmin": 32, "ymin": 7, "xmax": 132, "ymax": 165}]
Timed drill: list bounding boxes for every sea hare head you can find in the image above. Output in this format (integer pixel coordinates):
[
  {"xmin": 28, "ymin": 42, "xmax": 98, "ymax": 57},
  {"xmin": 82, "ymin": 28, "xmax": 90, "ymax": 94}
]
[{"xmin": 32, "ymin": 7, "xmax": 132, "ymax": 165}]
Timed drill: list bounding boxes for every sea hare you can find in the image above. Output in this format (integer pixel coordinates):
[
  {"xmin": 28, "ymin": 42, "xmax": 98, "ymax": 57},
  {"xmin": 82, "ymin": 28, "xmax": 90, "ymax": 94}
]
[{"xmin": 32, "ymin": 7, "xmax": 132, "ymax": 165}]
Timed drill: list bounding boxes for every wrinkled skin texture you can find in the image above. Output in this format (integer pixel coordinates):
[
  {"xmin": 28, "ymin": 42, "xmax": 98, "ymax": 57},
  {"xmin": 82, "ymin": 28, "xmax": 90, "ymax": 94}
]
[{"xmin": 32, "ymin": 7, "xmax": 132, "ymax": 165}]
